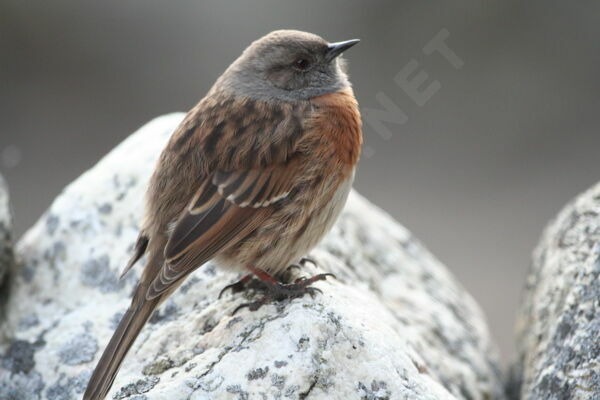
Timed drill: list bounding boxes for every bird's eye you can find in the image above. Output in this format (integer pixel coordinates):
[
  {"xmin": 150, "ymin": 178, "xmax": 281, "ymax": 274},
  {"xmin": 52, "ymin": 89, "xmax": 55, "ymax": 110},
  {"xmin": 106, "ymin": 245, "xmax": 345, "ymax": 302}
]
[{"xmin": 293, "ymin": 58, "xmax": 311, "ymax": 70}]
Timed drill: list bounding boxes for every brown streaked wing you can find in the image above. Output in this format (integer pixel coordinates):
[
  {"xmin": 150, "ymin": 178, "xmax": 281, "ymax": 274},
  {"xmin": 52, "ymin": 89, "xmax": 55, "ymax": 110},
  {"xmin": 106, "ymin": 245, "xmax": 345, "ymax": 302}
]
[
  {"xmin": 212, "ymin": 156, "xmax": 302, "ymax": 208},
  {"xmin": 146, "ymin": 157, "xmax": 303, "ymax": 300}
]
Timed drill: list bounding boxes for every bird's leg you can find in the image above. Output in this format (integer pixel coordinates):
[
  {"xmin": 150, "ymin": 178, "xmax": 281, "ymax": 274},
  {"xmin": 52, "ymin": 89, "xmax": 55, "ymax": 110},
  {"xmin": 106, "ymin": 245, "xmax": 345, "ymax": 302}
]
[
  {"xmin": 247, "ymin": 265, "xmax": 281, "ymax": 285},
  {"xmin": 231, "ymin": 266, "xmax": 335, "ymax": 314}
]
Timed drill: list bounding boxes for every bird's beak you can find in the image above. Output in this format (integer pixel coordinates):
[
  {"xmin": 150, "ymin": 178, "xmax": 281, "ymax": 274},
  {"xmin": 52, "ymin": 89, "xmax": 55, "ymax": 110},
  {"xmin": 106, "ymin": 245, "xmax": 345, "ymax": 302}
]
[{"xmin": 325, "ymin": 39, "xmax": 360, "ymax": 62}]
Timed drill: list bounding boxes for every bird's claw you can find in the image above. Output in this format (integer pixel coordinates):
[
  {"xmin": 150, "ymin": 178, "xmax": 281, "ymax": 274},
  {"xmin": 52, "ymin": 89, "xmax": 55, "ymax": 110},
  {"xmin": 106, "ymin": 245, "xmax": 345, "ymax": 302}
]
[
  {"xmin": 232, "ymin": 296, "xmax": 270, "ymax": 315},
  {"xmin": 230, "ymin": 272, "xmax": 334, "ymax": 315},
  {"xmin": 299, "ymin": 256, "xmax": 318, "ymax": 267},
  {"xmin": 285, "ymin": 264, "xmax": 302, "ymax": 273},
  {"xmin": 218, "ymin": 274, "xmax": 252, "ymax": 299}
]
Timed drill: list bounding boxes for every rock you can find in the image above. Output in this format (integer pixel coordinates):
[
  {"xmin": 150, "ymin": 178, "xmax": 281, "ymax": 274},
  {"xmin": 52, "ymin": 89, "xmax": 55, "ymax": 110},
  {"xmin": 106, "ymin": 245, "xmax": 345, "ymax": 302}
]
[
  {"xmin": 511, "ymin": 183, "xmax": 600, "ymax": 399},
  {"xmin": 0, "ymin": 174, "xmax": 13, "ymax": 286},
  {"xmin": 0, "ymin": 113, "xmax": 505, "ymax": 400}
]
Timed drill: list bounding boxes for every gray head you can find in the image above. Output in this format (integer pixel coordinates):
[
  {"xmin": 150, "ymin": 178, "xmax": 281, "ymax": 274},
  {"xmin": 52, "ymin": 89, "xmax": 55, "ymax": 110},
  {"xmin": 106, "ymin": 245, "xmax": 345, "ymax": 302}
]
[{"xmin": 214, "ymin": 30, "xmax": 359, "ymax": 102}]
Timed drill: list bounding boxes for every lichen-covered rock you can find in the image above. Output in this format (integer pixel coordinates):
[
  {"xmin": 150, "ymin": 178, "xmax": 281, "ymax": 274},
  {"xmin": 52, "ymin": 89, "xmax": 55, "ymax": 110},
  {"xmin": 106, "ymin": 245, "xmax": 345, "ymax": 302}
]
[
  {"xmin": 0, "ymin": 114, "xmax": 505, "ymax": 400},
  {"xmin": 0, "ymin": 174, "xmax": 13, "ymax": 286},
  {"xmin": 510, "ymin": 183, "xmax": 600, "ymax": 400}
]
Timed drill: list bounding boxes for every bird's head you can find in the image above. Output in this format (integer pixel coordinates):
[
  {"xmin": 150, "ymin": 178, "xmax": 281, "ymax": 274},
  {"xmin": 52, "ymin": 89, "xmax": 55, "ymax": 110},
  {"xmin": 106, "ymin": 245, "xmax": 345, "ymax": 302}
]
[{"xmin": 216, "ymin": 30, "xmax": 359, "ymax": 102}]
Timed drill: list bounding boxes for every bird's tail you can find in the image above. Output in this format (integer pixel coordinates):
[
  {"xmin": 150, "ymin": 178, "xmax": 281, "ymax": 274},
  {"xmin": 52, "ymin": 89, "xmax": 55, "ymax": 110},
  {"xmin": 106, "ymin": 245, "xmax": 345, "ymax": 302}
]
[{"xmin": 83, "ymin": 287, "xmax": 160, "ymax": 400}]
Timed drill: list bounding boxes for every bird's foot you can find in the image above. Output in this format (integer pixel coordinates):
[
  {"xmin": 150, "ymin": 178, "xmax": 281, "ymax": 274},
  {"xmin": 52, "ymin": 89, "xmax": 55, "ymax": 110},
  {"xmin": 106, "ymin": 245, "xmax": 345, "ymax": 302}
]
[
  {"xmin": 221, "ymin": 257, "xmax": 317, "ymax": 299},
  {"xmin": 231, "ymin": 267, "xmax": 335, "ymax": 314}
]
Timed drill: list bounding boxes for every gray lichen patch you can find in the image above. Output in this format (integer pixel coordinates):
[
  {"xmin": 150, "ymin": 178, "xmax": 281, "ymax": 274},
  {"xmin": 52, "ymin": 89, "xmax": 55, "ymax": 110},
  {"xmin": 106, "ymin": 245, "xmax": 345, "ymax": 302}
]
[
  {"xmin": 226, "ymin": 384, "xmax": 249, "ymax": 400},
  {"xmin": 17, "ymin": 313, "xmax": 40, "ymax": 331},
  {"xmin": 246, "ymin": 366, "xmax": 269, "ymax": 381},
  {"xmin": 1, "ymin": 340, "xmax": 36, "ymax": 374},
  {"xmin": 179, "ymin": 276, "xmax": 202, "ymax": 294},
  {"xmin": 270, "ymin": 373, "xmax": 286, "ymax": 390},
  {"xmin": 0, "ymin": 370, "xmax": 44, "ymax": 400},
  {"xmin": 98, "ymin": 203, "xmax": 113, "ymax": 215},
  {"xmin": 46, "ymin": 370, "xmax": 91, "ymax": 400},
  {"xmin": 142, "ymin": 357, "xmax": 175, "ymax": 376},
  {"xmin": 357, "ymin": 380, "xmax": 391, "ymax": 400},
  {"xmin": 58, "ymin": 332, "xmax": 98, "ymax": 366},
  {"xmin": 80, "ymin": 255, "xmax": 124, "ymax": 293},
  {"xmin": 148, "ymin": 300, "xmax": 180, "ymax": 324},
  {"xmin": 113, "ymin": 377, "xmax": 159, "ymax": 399}
]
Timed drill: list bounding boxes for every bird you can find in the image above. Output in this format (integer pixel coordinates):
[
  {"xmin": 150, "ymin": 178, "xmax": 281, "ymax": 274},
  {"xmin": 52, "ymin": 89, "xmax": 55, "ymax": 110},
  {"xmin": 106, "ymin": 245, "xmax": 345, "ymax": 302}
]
[{"xmin": 83, "ymin": 29, "xmax": 362, "ymax": 399}]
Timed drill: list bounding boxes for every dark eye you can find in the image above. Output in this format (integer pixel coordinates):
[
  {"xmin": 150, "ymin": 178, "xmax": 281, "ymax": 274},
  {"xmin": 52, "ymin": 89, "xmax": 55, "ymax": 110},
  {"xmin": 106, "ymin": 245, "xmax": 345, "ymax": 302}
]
[{"xmin": 293, "ymin": 57, "xmax": 311, "ymax": 70}]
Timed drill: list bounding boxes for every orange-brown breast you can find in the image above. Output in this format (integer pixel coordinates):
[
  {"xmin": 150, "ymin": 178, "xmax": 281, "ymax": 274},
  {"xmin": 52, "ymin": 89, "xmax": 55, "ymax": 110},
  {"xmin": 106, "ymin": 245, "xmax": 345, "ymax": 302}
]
[{"xmin": 308, "ymin": 88, "xmax": 362, "ymax": 167}]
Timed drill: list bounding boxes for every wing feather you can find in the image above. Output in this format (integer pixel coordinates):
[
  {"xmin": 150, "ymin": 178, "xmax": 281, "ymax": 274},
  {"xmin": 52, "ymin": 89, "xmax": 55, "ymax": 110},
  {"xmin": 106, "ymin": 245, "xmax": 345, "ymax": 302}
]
[{"xmin": 146, "ymin": 157, "xmax": 302, "ymax": 300}]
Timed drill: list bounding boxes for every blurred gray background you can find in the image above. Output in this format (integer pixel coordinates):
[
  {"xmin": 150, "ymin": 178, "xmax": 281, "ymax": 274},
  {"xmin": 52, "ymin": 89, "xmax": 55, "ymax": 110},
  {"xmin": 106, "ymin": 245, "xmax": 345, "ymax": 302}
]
[{"xmin": 1, "ymin": 0, "xmax": 599, "ymax": 363}]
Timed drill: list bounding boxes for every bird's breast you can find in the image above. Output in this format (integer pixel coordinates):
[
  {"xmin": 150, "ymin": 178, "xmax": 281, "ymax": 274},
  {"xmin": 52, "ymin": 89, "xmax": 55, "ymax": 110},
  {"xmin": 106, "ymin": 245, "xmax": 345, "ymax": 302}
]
[{"xmin": 308, "ymin": 88, "xmax": 363, "ymax": 168}]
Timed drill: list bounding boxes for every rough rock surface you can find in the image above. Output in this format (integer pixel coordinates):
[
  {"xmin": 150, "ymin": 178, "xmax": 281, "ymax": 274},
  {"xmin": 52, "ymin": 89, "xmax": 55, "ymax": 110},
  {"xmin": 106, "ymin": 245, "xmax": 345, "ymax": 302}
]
[
  {"xmin": 511, "ymin": 183, "xmax": 600, "ymax": 399},
  {"xmin": 0, "ymin": 174, "xmax": 13, "ymax": 287},
  {"xmin": 0, "ymin": 114, "xmax": 505, "ymax": 400}
]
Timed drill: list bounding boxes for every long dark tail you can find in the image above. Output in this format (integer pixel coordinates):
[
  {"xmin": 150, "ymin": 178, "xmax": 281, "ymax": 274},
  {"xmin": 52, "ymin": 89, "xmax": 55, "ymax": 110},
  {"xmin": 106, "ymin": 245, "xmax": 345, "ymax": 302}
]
[{"xmin": 83, "ymin": 287, "xmax": 160, "ymax": 400}]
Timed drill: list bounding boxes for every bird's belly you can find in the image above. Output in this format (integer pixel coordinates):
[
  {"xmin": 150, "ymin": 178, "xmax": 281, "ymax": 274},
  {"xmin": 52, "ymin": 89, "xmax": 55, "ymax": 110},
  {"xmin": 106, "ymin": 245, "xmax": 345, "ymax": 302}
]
[
  {"xmin": 217, "ymin": 172, "xmax": 354, "ymax": 275},
  {"xmin": 262, "ymin": 175, "xmax": 353, "ymax": 274}
]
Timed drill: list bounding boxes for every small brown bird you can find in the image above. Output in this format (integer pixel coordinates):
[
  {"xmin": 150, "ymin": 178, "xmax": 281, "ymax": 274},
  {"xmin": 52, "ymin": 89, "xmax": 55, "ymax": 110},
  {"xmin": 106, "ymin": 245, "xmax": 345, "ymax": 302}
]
[{"xmin": 83, "ymin": 29, "xmax": 361, "ymax": 399}]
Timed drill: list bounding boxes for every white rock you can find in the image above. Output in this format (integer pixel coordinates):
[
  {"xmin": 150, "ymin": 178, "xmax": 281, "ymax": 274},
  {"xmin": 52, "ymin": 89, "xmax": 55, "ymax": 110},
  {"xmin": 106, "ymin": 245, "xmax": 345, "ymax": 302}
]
[
  {"xmin": 0, "ymin": 114, "xmax": 505, "ymax": 400},
  {"xmin": 511, "ymin": 182, "xmax": 600, "ymax": 399}
]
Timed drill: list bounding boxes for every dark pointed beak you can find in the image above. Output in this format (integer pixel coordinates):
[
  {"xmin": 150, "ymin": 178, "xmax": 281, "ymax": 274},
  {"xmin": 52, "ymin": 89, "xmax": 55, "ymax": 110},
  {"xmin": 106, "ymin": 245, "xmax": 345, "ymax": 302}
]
[{"xmin": 325, "ymin": 39, "xmax": 360, "ymax": 62}]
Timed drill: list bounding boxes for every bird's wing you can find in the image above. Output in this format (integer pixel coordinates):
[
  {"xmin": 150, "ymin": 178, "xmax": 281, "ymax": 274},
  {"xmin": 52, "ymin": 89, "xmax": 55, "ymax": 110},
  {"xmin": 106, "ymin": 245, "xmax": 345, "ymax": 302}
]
[{"xmin": 146, "ymin": 156, "xmax": 303, "ymax": 299}]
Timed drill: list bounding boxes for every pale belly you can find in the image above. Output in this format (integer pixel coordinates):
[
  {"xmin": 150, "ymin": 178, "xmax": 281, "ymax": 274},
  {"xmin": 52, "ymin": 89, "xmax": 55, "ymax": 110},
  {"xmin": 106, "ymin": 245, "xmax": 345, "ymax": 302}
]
[{"xmin": 216, "ymin": 171, "xmax": 354, "ymax": 275}]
